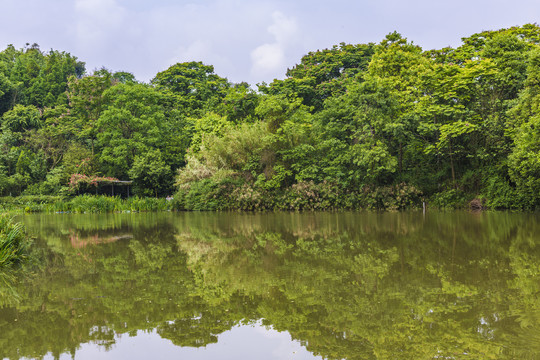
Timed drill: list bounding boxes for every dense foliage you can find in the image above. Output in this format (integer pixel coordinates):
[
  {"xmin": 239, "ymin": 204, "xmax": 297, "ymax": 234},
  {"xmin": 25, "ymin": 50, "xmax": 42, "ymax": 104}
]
[{"xmin": 2, "ymin": 25, "xmax": 540, "ymax": 209}]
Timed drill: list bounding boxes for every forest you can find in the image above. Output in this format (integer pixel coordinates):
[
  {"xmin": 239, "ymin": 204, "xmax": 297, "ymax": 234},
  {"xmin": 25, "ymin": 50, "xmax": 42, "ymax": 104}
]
[{"xmin": 1, "ymin": 24, "xmax": 540, "ymax": 210}]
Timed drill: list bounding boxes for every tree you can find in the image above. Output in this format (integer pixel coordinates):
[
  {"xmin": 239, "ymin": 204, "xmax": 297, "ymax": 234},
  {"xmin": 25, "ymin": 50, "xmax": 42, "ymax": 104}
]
[
  {"xmin": 67, "ymin": 71, "xmax": 113, "ymax": 154},
  {"xmin": 262, "ymin": 42, "xmax": 375, "ymax": 110},
  {"xmin": 0, "ymin": 44, "xmax": 84, "ymax": 112},
  {"xmin": 1, "ymin": 104, "xmax": 41, "ymax": 132},
  {"xmin": 507, "ymin": 49, "xmax": 540, "ymax": 207},
  {"xmin": 96, "ymin": 83, "xmax": 167, "ymax": 179},
  {"xmin": 128, "ymin": 149, "xmax": 173, "ymax": 197},
  {"xmin": 216, "ymin": 82, "xmax": 259, "ymax": 123},
  {"xmin": 152, "ymin": 61, "xmax": 230, "ymax": 114}
]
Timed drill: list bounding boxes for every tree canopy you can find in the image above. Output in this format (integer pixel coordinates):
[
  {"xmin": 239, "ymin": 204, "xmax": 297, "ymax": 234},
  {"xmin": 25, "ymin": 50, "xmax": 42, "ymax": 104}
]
[{"xmin": 1, "ymin": 25, "xmax": 540, "ymax": 209}]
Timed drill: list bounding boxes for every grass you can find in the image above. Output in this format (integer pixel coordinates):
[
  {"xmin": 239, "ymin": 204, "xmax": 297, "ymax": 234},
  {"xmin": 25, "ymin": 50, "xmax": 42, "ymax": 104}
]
[
  {"xmin": 0, "ymin": 195, "xmax": 176, "ymax": 214},
  {"xmin": 0, "ymin": 215, "xmax": 30, "ymax": 268},
  {"xmin": 61, "ymin": 195, "xmax": 172, "ymax": 213}
]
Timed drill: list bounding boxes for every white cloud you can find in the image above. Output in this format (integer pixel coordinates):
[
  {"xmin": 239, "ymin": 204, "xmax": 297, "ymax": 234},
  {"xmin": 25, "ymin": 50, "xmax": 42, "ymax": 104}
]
[
  {"xmin": 2, "ymin": 0, "xmax": 539, "ymax": 86},
  {"xmin": 268, "ymin": 11, "xmax": 298, "ymax": 45},
  {"xmin": 168, "ymin": 40, "xmax": 212, "ymax": 66},
  {"xmin": 251, "ymin": 43, "xmax": 285, "ymax": 77},
  {"xmin": 75, "ymin": 0, "xmax": 125, "ymax": 20},
  {"xmin": 0, "ymin": 0, "xmax": 74, "ymax": 51},
  {"xmin": 75, "ymin": 0, "xmax": 127, "ymax": 45},
  {"xmin": 250, "ymin": 11, "xmax": 298, "ymax": 81}
]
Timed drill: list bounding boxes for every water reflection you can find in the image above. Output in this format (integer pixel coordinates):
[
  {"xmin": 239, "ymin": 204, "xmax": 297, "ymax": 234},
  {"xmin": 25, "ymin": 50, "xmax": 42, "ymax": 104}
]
[
  {"xmin": 0, "ymin": 211, "xmax": 539, "ymax": 359},
  {"xmin": 39, "ymin": 324, "xmax": 320, "ymax": 360}
]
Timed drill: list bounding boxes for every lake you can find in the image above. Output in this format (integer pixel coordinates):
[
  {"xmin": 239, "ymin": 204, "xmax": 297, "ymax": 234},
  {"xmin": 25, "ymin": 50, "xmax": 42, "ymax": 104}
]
[{"xmin": 1, "ymin": 211, "xmax": 539, "ymax": 359}]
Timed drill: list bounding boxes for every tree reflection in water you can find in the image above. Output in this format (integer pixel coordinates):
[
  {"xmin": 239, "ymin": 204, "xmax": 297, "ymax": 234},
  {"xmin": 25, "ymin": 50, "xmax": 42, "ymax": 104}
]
[{"xmin": 0, "ymin": 211, "xmax": 539, "ymax": 359}]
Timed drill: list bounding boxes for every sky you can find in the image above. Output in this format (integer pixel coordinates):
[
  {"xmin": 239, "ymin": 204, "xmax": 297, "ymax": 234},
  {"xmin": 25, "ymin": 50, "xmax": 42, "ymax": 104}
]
[{"xmin": 0, "ymin": 0, "xmax": 539, "ymax": 85}]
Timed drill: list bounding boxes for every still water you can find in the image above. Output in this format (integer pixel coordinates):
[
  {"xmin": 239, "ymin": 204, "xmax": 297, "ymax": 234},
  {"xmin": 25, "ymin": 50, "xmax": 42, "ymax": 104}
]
[{"xmin": 1, "ymin": 211, "xmax": 540, "ymax": 359}]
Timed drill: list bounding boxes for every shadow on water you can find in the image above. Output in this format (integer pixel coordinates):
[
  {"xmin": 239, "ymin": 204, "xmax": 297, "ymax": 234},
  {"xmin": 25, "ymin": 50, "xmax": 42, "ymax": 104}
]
[{"xmin": 0, "ymin": 211, "xmax": 539, "ymax": 359}]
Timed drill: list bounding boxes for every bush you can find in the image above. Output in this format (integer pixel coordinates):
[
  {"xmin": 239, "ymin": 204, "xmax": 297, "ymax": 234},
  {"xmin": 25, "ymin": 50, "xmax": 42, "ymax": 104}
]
[
  {"xmin": 229, "ymin": 183, "xmax": 272, "ymax": 211},
  {"xmin": 278, "ymin": 181, "xmax": 346, "ymax": 211},
  {"xmin": 429, "ymin": 189, "xmax": 468, "ymax": 210},
  {"xmin": 280, "ymin": 181, "xmax": 324, "ymax": 210},
  {"xmin": 482, "ymin": 175, "xmax": 523, "ymax": 210},
  {"xmin": 176, "ymin": 178, "xmax": 236, "ymax": 211},
  {"xmin": 357, "ymin": 183, "xmax": 423, "ymax": 210},
  {"xmin": 174, "ymin": 180, "xmax": 424, "ymax": 212}
]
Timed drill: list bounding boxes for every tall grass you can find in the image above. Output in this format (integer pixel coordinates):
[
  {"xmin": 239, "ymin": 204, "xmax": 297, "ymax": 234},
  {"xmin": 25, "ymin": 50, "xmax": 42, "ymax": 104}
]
[
  {"xmin": 0, "ymin": 215, "xmax": 30, "ymax": 267},
  {"xmin": 59, "ymin": 195, "xmax": 171, "ymax": 213},
  {"xmin": 0, "ymin": 195, "xmax": 175, "ymax": 214},
  {"xmin": 0, "ymin": 195, "xmax": 64, "ymax": 213}
]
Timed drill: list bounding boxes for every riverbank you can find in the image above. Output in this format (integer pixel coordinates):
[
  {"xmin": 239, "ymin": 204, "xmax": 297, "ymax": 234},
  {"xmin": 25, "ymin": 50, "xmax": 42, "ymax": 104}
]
[{"xmin": 0, "ymin": 187, "xmax": 528, "ymax": 214}]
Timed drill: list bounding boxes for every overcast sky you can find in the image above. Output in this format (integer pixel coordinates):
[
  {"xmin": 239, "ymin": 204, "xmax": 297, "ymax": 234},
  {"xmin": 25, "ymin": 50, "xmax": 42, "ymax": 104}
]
[{"xmin": 0, "ymin": 0, "xmax": 539, "ymax": 85}]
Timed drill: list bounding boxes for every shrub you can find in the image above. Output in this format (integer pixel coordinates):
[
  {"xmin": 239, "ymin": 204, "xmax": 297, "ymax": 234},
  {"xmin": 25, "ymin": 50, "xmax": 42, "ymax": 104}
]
[
  {"xmin": 280, "ymin": 181, "xmax": 323, "ymax": 210},
  {"xmin": 358, "ymin": 183, "xmax": 423, "ymax": 210},
  {"xmin": 429, "ymin": 188, "xmax": 468, "ymax": 210},
  {"xmin": 482, "ymin": 174, "xmax": 524, "ymax": 210},
  {"xmin": 178, "ymin": 178, "xmax": 231, "ymax": 211},
  {"xmin": 278, "ymin": 181, "xmax": 344, "ymax": 210},
  {"xmin": 229, "ymin": 183, "xmax": 271, "ymax": 211}
]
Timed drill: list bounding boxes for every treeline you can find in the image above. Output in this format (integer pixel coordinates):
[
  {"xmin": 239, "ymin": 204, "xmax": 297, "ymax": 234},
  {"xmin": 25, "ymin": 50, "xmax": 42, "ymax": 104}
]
[{"xmin": 1, "ymin": 25, "xmax": 540, "ymax": 210}]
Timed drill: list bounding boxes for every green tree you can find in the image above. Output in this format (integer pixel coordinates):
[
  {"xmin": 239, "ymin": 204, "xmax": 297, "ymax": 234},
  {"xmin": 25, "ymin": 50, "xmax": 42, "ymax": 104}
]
[
  {"xmin": 216, "ymin": 82, "xmax": 259, "ymax": 122},
  {"xmin": 128, "ymin": 149, "xmax": 173, "ymax": 197},
  {"xmin": 263, "ymin": 42, "xmax": 375, "ymax": 110},
  {"xmin": 96, "ymin": 83, "xmax": 167, "ymax": 179},
  {"xmin": 67, "ymin": 71, "xmax": 113, "ymax": 154},
  {"xmin": 1, "ymin": 104, "xmax": 41, "ymax": 132},
  {"xmin": 507, "ymin": 49, "xmax": 540, "ymax": 208},
  {"xmin": 0, "ymin": 44, "xmax": 84, "ymax": 111},
  {"xmin": 152, "ymin": 61, "xmax": 230, "ymax": 115}
]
